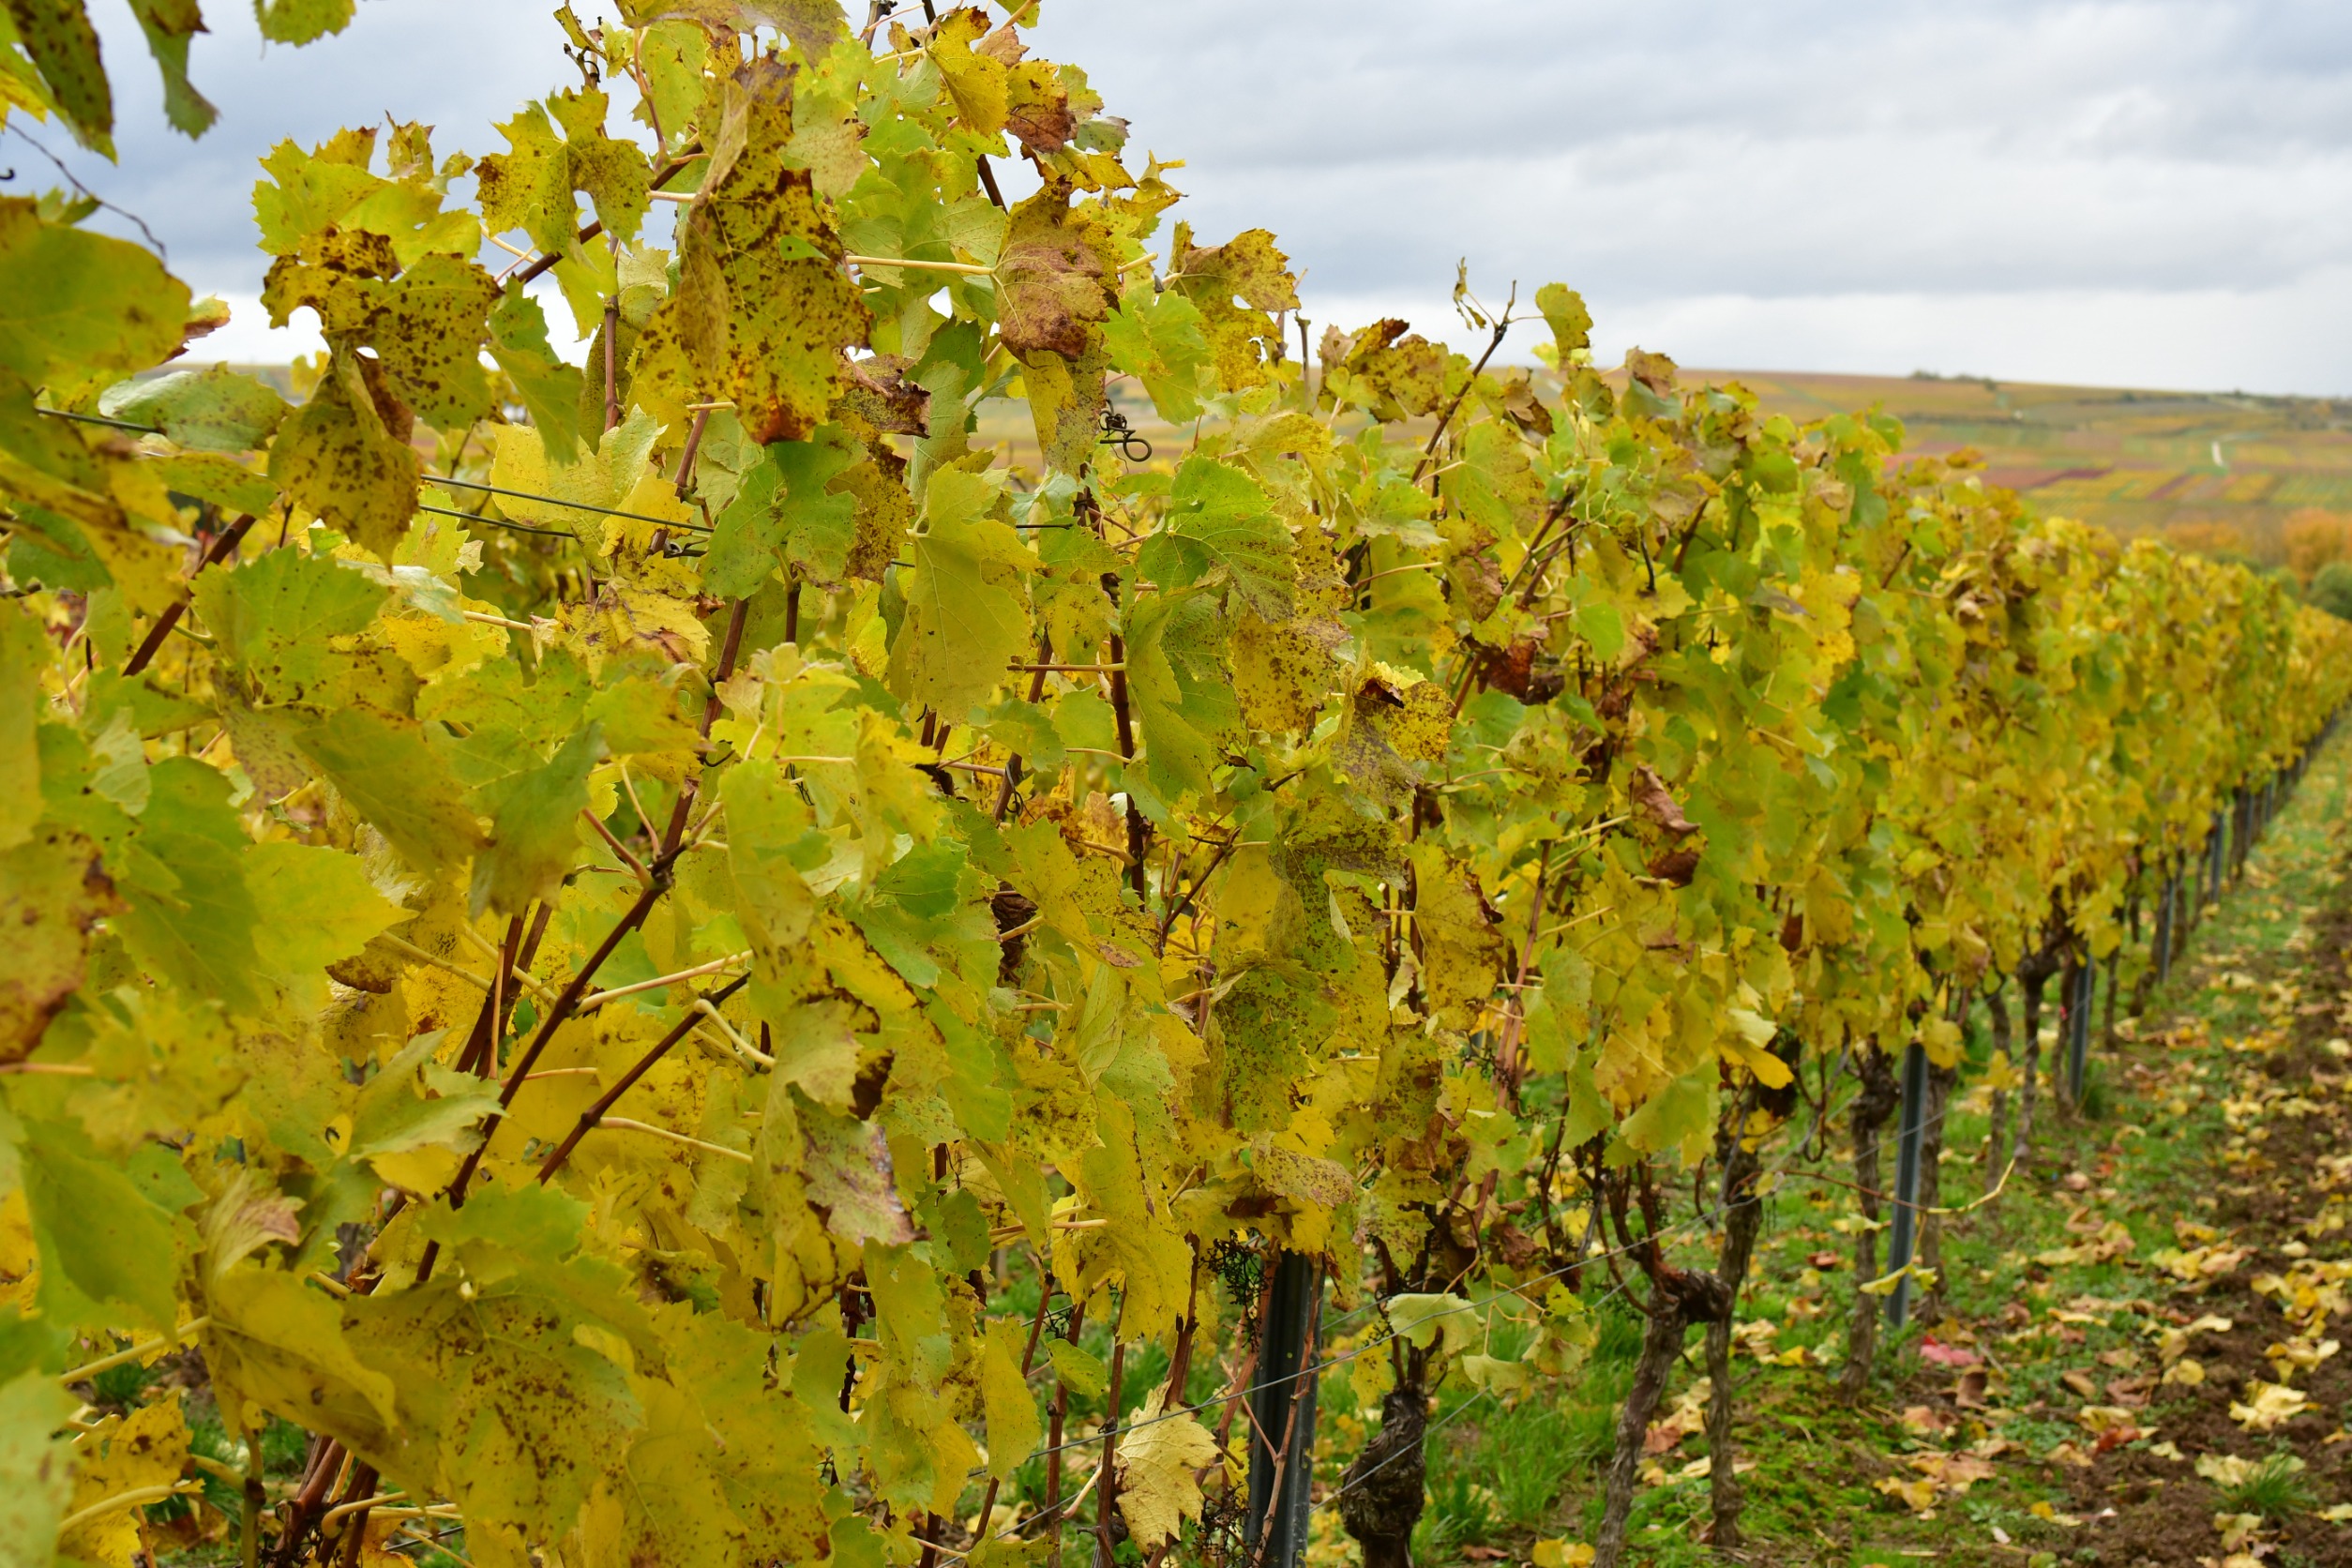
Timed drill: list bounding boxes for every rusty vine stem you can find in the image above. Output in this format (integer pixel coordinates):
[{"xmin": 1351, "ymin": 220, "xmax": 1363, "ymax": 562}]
[
  {"xmin": 1042, "ymin": 1296, "xmax": 1086, "ymax": 1568},
  {"xmin": 121, "ymin": 512, "xmax": 256, "ymax": 678},
  {"xmin": 1093, "ymin": 1334, "xmax": 1127, "ymax": 1568},
  {"xmin": 415, "ymin": 596, "xmax": 749, "ymax": 1285},
  {"xmin": 534, "ymin": 972, "xmax": 753, "ymax": 1183},
  {"xmin": 1408, "ymin": 300, "xmax": 1516, "ymax": 487}
]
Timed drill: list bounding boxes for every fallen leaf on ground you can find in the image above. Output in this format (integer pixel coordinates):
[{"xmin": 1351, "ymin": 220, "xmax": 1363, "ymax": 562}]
[
  {"xmin": 2194, "ymin": 1453, "xmax": 2301, "ymax": 1485},
  {"xmin": 2264, "ymin": 1334, "xmax": 2339, "ymax": 1376},
  {"xmin": 1877, "ymin": 1475, "xmax": 1938, "ymax": 1513},
  {"xmin": 2212, "ymin": 1512, "xmax": 2266, "ymax": 1552},
  {"xmin": 1531, "ymin": 1542, "xmax": 1594, "ymax": 1568},
  {"xmin": 2230, "ymin": 1381, "xmax": 2312, "ymax": 1431}
]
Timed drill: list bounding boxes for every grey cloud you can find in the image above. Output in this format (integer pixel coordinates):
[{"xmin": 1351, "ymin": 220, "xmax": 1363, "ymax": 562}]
[
  {"xmin": 36, "ymin": 0, "xmax": 2352, "ymax": 389},
  {"xmin": 68, "ymin": 1, "xmax": 565, "ymax": 282},
  {"xmin": 1023, "ymin": 0, "xmax": 2352, "ymax": 309}
]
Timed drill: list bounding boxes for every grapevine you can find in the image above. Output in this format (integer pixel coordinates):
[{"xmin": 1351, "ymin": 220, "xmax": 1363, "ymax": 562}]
[{"xmin": 0, "ymin": 7, "xmax": 2346, "ymax": 1568}]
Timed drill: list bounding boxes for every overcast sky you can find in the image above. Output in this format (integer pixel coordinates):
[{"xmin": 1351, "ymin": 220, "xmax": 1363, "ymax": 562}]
[{"xmin": 47, "ymin": 0, "xmax": 2352, "ymax": 394}]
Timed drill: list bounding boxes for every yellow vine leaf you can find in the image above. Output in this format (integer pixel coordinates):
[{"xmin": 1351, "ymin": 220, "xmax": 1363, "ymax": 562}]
[{"xmin": 1115, "ymin": 1385, "xmax": 1220, "ymax": 1550}]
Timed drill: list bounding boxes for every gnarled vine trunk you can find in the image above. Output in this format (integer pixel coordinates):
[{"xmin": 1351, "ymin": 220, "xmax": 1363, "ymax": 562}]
[
  {"xmin": 1916, "ymin": 1058, "xmax": 1960, "ymax": 1321},
  {"xmin": 1595, "ymin": 1269, "xmax": 1732, "ymax": 1568},
  {"xmin": 1338, "ymin": 1350, "xmax": 1428, "ymax": 1568},
  {"xmin": 1704, "ymin": 1132, "xmax": 1766, "ymax": 1547},
  {"xmin": 2012, "ymin": 942, "xmax": 2061, "ymax": 1174}
]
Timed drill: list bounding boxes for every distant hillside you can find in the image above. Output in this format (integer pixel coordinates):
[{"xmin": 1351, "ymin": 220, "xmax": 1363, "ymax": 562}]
[{"xmin": 1689, "ymin": 369, "xmax": 2352, "ymax": 567}]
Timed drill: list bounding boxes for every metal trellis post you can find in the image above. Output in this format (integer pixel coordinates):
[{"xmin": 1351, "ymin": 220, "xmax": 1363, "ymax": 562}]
[
  {"xmin": 2065, "ymin": 958, "xmax": 2093, "ymax": 1106},
  {"xmin": 1884, "ymin": 1039, "xmax": 1931, "ymax": 1329},
  {"xmin": 1246, "ymin": 1251, "xmax": 1323, "ymax": 1568}
]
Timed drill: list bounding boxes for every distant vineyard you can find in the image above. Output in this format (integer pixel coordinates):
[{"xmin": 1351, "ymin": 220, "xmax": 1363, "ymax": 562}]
[{"xmin": 1691, "ymin": 369, "xmax": 2352, "ymax": 566}]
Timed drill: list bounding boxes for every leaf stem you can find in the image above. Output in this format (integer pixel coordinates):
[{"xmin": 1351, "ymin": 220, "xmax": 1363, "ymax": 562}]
[
  {"xmin": 844, "ymin": 253, "xmax": 995, "ymax": 276},
  {"xmin": 581, "ymin": 808, "xmax": 653, "ymax": 886},
  {"xmin": 418, "ymin": 876, "xmax": 669, "ymax": 1282},
  {"xmin": 595, "ymin": 1117, "xmax": 753, "ymax": 1163},
  {"xmin": 576, "ymin": 949, "xmax": 750, "ymax": 1013},
  {"xmin": 57, "ymin": 1318, "xmax": 210, "ymax": 1384},
  {"xmin": 1410, "ymin": 298, "xmax": 1517, "ymax": 487},
  {"xmin": 1094, "ymin": 1334, "xmax": 1127, "ymax": 1568},
  {"xmin": 56, "ymin": 1482, "xmax": 203, "ymax": 1538}
]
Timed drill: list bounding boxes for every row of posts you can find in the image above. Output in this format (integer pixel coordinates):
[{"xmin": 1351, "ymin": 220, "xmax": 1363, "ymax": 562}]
[
  {"xmin": 1882, "ymin": 728, "xmax": 2329, "ymax": 1329},
  {"xmin": 1239, "ymin": 722, "xmax": 2337, "ymax": 1566}
]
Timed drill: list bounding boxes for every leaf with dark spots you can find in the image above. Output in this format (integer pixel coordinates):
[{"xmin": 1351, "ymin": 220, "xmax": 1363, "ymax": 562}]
[
  {"xmin": 995, "ymin": 178, "xmax": 1116, "ymax": 362},
  {"xmin": 630, "ymin": 66, "xmax": 867, "ymax": 443},
  {"xmin": 265, "ymin": 347, "xmax": 419, "ymax": 560}
]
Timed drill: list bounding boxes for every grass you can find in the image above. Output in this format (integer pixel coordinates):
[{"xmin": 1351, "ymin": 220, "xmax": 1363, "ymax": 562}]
[
  {"xmin": 2214, "ymin": 1455, "xmax": 2318, "ymax": 1520},
  {"xmin": 1390, "ymin": 1302, "xmax": 1645, "ymax": 1563}
]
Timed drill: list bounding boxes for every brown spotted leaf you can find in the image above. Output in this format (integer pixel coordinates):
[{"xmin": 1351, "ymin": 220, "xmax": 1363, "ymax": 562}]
[
  {"xmin": 266, "ymin": 346, "xmax": 419, "ymax": 560},
  {"xmin": 996, "ymin": 178, "xmax": 1116, "ymax": 361},
  {"xmin": 264, "ymin": 235, "xmax": 498, "ymax": 429},
  {"xmin": 6, "ymin": 0, "xmax": 113, "ymax": 155},
  {"xmin": 631, "ymin": 62, "xmax": 868, "ymax": 443},
  {"xmin": 1168, "ymin": 223, "xmax": 1298, "ymax": 391},
  {"xmin": 0, "ymin": 824, "xmax": 121, "ymax": 1062}
]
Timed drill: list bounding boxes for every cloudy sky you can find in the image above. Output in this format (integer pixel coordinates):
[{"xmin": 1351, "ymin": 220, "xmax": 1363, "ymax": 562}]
[{"xmin": 49, "ymin": 0, "xmax": 2352, "ymax": 393}]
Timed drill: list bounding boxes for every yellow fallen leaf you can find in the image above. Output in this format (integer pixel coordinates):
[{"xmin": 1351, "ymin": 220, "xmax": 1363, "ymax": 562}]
[
  {"xmin": 2265, "ymin": 1335, "xmax": 2339, "ymax": 1375},
  {"xmin": 2230, "ymin": 1381, "xmax": 2312, "ymax": 1431},
  {"xmin": 2194, "ymin": 1454, "xmax": 2269, "ymax": 1486},
  {"xmin": 2075, "ymin": 1405, "xmax": 2143, "ymax": 1438},
  {"xmin": 2213, "ymin": 1512, "xmax": 2265, "ymax": 1552},
  {"xmin": 2163, "ymin": 1358, "xmax": 2207, "ymax": 1386},
  {"xmin": 1877, "ymin": 1475, "xmax": 1938, "ymax": 1513},
  {"xmin": 1908, "ymin": 1452, "xmax": 1996, "ymax": 1490},
  {"xmin": 1531, "ymin": 1542, "xmax": 1595, "ymax": 1568}
]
